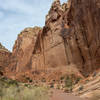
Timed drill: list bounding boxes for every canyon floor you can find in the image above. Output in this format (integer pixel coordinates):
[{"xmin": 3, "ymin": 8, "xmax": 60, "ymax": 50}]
[
  {"xmin": 0, "ymin": 78, "xmax": 86, "ymax": 100},
  {"xmin": 50, "ymin": 70, "xmax": 100, "ymax": 100},
  {"xmin": 49, "ymin": 89, "xmax": 86, "ymax": 100},
  {"xmin": 0, "ymin": 68, "xmax": 100, "ymax": 100}
]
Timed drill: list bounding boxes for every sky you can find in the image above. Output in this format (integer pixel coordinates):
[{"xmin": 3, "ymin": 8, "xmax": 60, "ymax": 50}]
[{"xmin": 0, "ymin": 0, "xmax": 67, "ymax": 51}]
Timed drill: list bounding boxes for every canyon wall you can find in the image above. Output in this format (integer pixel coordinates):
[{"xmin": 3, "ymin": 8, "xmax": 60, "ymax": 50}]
[
  {"xmin": 31, "ymin": 0, "xmax": 67, "ymax": 74},
  {"xmin": 0, "ymin": 43, "xmax": 11, "ymax": 75},
  {"xmin": 7, "ymin": 27, "xmax": 41, "ymax": 73},
  {"xmin": 30, "ymin": 0, "xmax": 100, "ymax": 77},
  {"xmin": 62, "ymin": 0, "xmax": 100, "ymax": 75},
  {"xmin": 3, "ymin": 0, "xmax": 100, "ymax": 81}
]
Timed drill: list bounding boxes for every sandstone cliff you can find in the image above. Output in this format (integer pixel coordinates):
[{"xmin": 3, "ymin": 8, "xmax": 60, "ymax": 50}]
[
  {"xmin": 0, "ymin": 43, "xmax": 11, "ymax": 76},
  {"xmin": 62, "ymin": 0, "xmax": 100, "ymax": 75},
  {"xmin": 3, "ymin": 0, "xmax": 100, "ymax": 82}
]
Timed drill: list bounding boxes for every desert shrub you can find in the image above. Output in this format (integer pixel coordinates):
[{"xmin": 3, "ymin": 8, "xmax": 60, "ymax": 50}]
[
  {"xmin": 60, "ymin": 76, "xmax": 65, "ymax": 80},
  {"xmin": 64, "ymin": 74, "xmax": 82, "ymax": 92},
  {"xmin": 64, "ymin": 75, "xmax": 74, "ymax": 92},
  {"xmin": 78, "ymin": 85, "xmax": 84, "ymax": 91},
  {"xmin": 25, "ymin": 77, "xmax": 33, "ymax": 83},
  {"xmin": 50, "ymin": 83, "xmax": 54, "ymax": 88},
  {"xmin": 41, "ymin": 78, "xmax": 46, "ymax": 83},
  {"xmin": 29, "ymin": 79, "xmax": 33, "ymax": 83},
  {"xmin": 24, "ymin": 83, "xmax": 30, "ymax": 87},
  {"xmin": 75, "ymin": 77, "xmax": 82, "ymax": 84},
  {"xmin": 8, "ymin": 80, "xmax": 19, "ymax": 86},
  {"xmin": 65, "ymin": 76, "xmax": 73, "ymax": 88},
  {"xmin": 0, "ymin": 77, "xmax": 19, "ymax": 88}
]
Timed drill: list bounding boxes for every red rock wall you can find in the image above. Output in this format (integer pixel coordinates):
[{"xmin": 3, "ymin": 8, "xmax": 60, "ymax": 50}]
[
  {"xmin": 31, "ymin": 0, "xmax": 100, "ymax": 76},
  {"xmin": 62, "ymin": 0, "xmax": 100, "ymax": 75},
  {"xmin": 8, "ymin": 27, "xmax": 41, "ymax": 73},
  {"xmin": 0, "ymin": 50, "xmax": 11, "ymax": 74},
  {"xmin": 4, "ymin": 0, "xmax": 100, "ymax": 80},
  {"xmin": 31, "ymin": 1, "xmax": 67, "ymax": 73}
]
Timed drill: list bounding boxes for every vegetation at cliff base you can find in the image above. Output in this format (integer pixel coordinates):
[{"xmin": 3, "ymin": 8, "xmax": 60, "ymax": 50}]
[{"xmin": 0, "ymin": 77, "xmax": 49, "ymax": 100}]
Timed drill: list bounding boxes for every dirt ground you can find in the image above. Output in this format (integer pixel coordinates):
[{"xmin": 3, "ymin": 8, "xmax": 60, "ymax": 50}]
[{"xmin": 50, "ymin": 89, "xmax": 87, "ymax": 100}]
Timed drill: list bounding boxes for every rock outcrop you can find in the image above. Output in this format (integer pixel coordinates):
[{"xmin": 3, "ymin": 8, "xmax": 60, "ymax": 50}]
[
  {"xmin": 62, "ymin": 0, "xmax": 100, "ymax": 75},
  {"xmin": 0, "ymin": 43, "xmax": 11, "ymax": 76},
  {"xmin": 3, "ymin": 0, "xmax": 100, "ymax": 81},
  {"xmin": 5, "ymin": 1, "xmax": 70, "ymax": 82},
  {"xmin": 73, "ymin": 70, "xmax": 100, "ymax": 99},
  {"xmin": 5, "ymin": 27, "xmax": 41, "ymax": 75}
]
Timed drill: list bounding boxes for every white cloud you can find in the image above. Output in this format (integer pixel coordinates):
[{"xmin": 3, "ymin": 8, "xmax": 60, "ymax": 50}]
[
  {"xmin": 0, "ymin": 0, "xmax": 53, "ymax": 15},
  {"xmin": 0, "ymin": 0, "xmax": 67, "ymax": 51},
  {"xmin": 0, "ymin": 0, "xmax": 33, "ymax": 14},
  {"xmin": 0, "ymin": 0, "xmax": 53, "ymax": 51}
]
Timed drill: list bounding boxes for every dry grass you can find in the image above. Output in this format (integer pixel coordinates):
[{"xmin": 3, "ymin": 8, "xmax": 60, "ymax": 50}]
[{"xmin": 0, "ymin": 77, "xmax": 49, "ymax": 100}]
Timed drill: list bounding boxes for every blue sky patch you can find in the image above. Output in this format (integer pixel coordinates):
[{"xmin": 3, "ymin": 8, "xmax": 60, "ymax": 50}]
[{"xmin": 0, "ymin": 0, "xmax": 67, "ymax": 51}]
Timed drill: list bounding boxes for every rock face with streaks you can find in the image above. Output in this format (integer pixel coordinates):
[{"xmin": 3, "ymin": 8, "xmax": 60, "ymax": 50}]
[
  {"xmin": 62, "ymin": 0, "xmax": 100, "ymax": 75},
  {"xmin": 3, "ymin": 0, "xmax": 100, "ymax": 81},
  {"xmin": 0, "ymin": 43, "xmax": 11, "ymax": 76},
  {"xmin": 5, "ymin": 0, "xmax": 69, "ymax": 81},
  {"xmin": 31, "ymin": 0, "xmax": 67, "ymax": 74},
  {"xmin": 8, "ymin": 27, "xmax": 41, "ymax": 73}
]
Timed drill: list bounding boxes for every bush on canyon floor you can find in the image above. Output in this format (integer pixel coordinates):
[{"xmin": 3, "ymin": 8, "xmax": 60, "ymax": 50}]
[
  {"xmin": 25, "ymin": 77, "xmax": 33, "ymax": 83},
  {"xmin": 64, "ymin": 76, "xmax": 73, "ymax": 92},
  {"xmin": 41, "ymin": 78, "xmax": 46, "ymax": 83},
  {"xmin": 60, "ymin": 76, "xmax": 65, "ymax": 81},
  {"xmin": 65, "ymin": 76, "xmax": 73, "ymax": 88},
  {"xmin": 64, "ymin": 74, "xmax": 82, "ymax": 92},
  {"xmin": 0, "ymin": 77, "xmax": 49, "ymax": 100}
]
